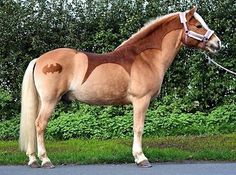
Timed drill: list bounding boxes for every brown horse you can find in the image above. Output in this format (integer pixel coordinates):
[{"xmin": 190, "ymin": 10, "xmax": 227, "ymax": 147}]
[{"xmin": 20, "ymin": 7, "xmax": 221, "ymax": 168}]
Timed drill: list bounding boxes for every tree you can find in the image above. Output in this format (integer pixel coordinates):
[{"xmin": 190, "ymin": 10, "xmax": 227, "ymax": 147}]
[{"xmin": 0, "ymin": 0, "xmax": 235, "ymax": 120}]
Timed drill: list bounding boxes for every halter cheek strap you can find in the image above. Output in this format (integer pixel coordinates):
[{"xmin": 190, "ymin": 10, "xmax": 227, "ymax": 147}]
[{"xmin": 179, "ymin": 12, "xmax": 214, "ymax": 45}]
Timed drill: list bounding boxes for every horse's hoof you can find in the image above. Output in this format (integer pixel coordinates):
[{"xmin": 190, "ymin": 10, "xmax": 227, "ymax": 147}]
[
  {"xmin": 41, "ymin": 161, "xmax": 55, "ymax": 169},
  {"xmin": 137, "ymin": 160, "xmax": 152, "ymax": 168},
  {"xmin": 29, "ymin": 161, "xmax": 40, "ymax": 168}
]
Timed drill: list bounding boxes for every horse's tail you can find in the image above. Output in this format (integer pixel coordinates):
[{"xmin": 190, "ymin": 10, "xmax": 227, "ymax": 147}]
[{"xmin": 19, "ymin": 59, "xmax": 38, "ymax": 152}]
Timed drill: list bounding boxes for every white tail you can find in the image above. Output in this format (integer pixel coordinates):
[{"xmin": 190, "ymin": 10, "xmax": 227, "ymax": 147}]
[{"xmin": 19, "ymin": 59, "xmax": 38, "ymax": 153}]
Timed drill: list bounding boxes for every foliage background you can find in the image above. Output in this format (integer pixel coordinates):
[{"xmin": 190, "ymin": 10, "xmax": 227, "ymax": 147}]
[{"xmin": 0, "ymin": 0, "xmax": 235, "ymax": 139}]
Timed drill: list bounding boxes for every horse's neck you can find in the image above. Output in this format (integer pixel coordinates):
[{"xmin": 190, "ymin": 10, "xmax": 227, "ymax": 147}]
[
  {"xmin": 113, "ymin": 15, "xmax": 183, "ymax": 71},
  {"xmin": 155, "ymin": 29, "xmax": 183, "ymax": 72},
  {"xmin": 115, "ymin": 14, "xmax": 182, "ymax": 56},
  {"xmin": 135, "ymin": 29, "xmax": 183, "ymax": 75}
]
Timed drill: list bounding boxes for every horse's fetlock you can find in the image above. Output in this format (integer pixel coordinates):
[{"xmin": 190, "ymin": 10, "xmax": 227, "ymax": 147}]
[
  {"xmin": 38, "ymin": 152, "xmax": 46, "ymax": 160},
  {"xmin": 132, "ymin": 150, "xmax": 143, "ymax": 157}
]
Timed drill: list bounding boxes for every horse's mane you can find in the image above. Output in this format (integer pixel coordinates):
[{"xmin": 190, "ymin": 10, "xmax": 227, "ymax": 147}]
[{"xmin": 116, "ymin": 12, "xmax": 179, "ymax": 50}]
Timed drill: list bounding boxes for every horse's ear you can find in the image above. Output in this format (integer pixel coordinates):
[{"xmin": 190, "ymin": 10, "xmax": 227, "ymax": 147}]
[{"xmin": 186, "ymin": 6, "xmax": 197, "ymax": 21}]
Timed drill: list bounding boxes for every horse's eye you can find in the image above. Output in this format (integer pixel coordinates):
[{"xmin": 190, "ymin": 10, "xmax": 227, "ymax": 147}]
[{"xmin": 196, "ymin": 24, "xmax": 202, "ymax": 28}]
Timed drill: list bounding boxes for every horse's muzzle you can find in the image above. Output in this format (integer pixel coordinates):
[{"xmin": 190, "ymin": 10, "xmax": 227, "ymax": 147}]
[{"xmin": 206, "ymin": 36, "xmax": 221, "ymax": 54}]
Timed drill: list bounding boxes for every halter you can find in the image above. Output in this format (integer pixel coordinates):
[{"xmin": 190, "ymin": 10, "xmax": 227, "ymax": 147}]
[{"xmin": 179, "ymin": 12, "xmax": 214, "ymax": 44}]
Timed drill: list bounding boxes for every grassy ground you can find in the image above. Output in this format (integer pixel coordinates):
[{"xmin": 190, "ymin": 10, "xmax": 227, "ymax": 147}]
[{"xmin": 0, "ymin": 134, "xmax": 236, "ymax": 165}]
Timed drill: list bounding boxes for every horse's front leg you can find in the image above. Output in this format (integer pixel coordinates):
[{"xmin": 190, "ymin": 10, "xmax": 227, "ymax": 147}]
[{"xmin": 132, "ymin": 96, "xmax": 152, "ymax": 168}]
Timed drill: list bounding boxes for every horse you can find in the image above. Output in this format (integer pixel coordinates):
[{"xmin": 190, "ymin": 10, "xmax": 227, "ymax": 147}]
[{"xmin": 19, "ymin": 7, "xmax": 221, "ymax": 168}]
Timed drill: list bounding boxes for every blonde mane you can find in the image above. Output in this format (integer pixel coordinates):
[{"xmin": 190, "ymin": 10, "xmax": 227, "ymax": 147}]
[{"xmin": 116, "ymin": 12, "xmax": 179, "ymax": 49}]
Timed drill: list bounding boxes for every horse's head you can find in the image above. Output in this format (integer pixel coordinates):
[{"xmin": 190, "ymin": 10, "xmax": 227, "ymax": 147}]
[{"xmin": 180, "ymin": 7, "xmax": 221, "ymax": 54}]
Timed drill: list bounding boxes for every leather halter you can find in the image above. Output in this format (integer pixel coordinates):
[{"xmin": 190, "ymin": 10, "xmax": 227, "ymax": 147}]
[{"xmin": 179, "ymin": 12, "xmax": 214, "ymax": 44}]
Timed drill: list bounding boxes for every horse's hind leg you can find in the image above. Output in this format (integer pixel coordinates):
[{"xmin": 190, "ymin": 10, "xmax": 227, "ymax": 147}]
[
  {"xmin": 35, "ymin": 99, "xmax": 57, "ymax": 168},
  {"xmin": 27, "ymin": 150, "xmax": 39, "ymax": 168},
  {"xmin": 27, "ymin": 147, "xmax": 39, "ymax": 168}
]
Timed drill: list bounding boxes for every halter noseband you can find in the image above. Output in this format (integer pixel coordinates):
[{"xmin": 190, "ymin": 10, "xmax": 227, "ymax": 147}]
[{"xmin": 179, "ymin": 12, "xmax": 214, "ymax": 44}]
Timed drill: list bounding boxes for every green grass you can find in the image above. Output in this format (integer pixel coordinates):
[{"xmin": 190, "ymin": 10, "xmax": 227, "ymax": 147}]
[{"xmin": 0, "ymin": 134, "xmax": 236, "ymax": 165}]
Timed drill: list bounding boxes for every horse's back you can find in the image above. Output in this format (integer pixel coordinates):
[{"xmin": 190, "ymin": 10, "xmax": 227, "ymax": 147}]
[{"xmin": 33, "ymin": 48, "xmax": 131, "ymax": 104}]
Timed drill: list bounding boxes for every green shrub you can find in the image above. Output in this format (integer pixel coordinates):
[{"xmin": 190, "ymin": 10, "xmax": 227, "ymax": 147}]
[
  {"xmin": 47, "ymin": 105, "xmax": 133, "ymax": 140},
  {"xmin": 207, "ymin": 104, "xmax": 236, "ymax": 134},
  {"xmin": 0, "ymin": 88, "xmax": 16, "ymax": 120},
  {"xmin": 0, "ymin": 0, "xmax": 235, "ymax": 120},
  {"xmin": 0, "ymin": 116, "xmax": 19, "ymax": 140},
  {"xmin": 1, "ymin": 103, "xmax": 235, "ymax": 140}
]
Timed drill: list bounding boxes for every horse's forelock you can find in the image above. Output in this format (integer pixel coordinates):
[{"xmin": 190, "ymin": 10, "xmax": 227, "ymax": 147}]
[{"xmin": 193, "ymin": 12, "xmax": 210, "ymax": 30}]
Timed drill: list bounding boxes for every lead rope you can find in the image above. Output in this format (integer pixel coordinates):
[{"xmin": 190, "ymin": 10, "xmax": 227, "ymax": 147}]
[{"xmin": 204, "ymin": 53, "xmax": 236, "ymax": 76}]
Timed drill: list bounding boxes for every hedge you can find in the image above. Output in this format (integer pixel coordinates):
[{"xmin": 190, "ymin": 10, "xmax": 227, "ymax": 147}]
[{"xmin": 1, "ymin": 103, "xmax": 235, "ymax": 140}]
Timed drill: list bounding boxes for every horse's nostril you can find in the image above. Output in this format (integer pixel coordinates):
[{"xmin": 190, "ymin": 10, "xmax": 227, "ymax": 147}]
[{"xmin": 212, "ymin": 40, "xmax": 221, "ymax": 50}]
